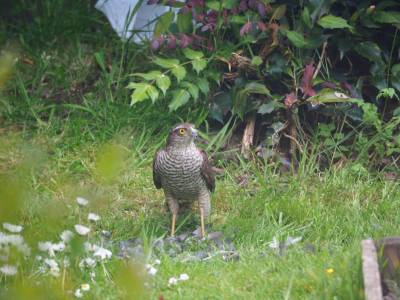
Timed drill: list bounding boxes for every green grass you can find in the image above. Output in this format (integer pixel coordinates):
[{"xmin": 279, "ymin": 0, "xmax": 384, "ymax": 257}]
[
  {"xmin": 1, "ymin": 123, "xmax": 399, "ymax": 299},
  {"xmin": 1, "ymin": 2, "xmax": 399, "ymax": 299}
]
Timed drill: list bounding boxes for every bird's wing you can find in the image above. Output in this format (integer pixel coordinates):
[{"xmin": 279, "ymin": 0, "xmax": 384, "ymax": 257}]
[
  {"xmin": 200, "ymin": 149, "xmax": 215, "ymax": 192},
  {"xmin": 152, "ymin": 149, "xmax": 164, "ymax": 189}
]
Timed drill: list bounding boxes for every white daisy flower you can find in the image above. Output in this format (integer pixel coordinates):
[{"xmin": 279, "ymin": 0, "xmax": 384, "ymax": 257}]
[
  {"xmin": 179, "ymin": 273, "xmax": 189, "ymax": 281},
  {"xmin": 88, "ymin": 213, "xmax": 100, "ymax": 222},
  {"xmin": 145, "ymin": 264, "xmax": 157, "ymax": 276},
  {"xmin": 44, "ymin": 258, "xmax": 60, "ymax": 277},
  {"xmin": 168, "ymin": 277, "xmax": 178, "ymax": 286},
  {"xmin": 0, "ymin": 232, "xmax": 30, "ymax": 256},
  {"xmin": 79, "ymin": 257, "xmax": 96, "ymax": 268},
  {"xmin": 81, "ymin": 283, "xmax": 90, "ymax": 291},
  {"xmin": 93, "ymin": 246, "xmax": 112, "ymax": 260},
  {"xmin": 84, "ymin": 242, "xmax": 95, "ymax": 252},
  {"xmin": 0, "ymin": 264, "xmax": 17, "ymax": 276},
  {"xmin": 74, "ymin": 224, "xmax": 90, "ymax": 236},
  {"xmin": 76, "ymin": 197, "xmax": 89, "ymax": 206},
  {"xmin": 60, "ymin": 230, "xmax": 74, "ymax": 243},
  {"xmin": 74, "ymin": 289, "xmax": 83, "ymax": 298},
  {"xmin": 38, "ymin": 241, "xmax": 65, "ymax": 257},
  {"xmin": 38, "ymin": 241, "xmax": 51, "ymax": 251},
  {"xmin": 3, "ymin": 223, "xmax": 23, "ymax": 233}
]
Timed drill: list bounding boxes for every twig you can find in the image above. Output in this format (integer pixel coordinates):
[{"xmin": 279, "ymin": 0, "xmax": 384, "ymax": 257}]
[
  {"xmin": 313, "ymin": 41, "xmax": 328, "ymax": 79},
  {"xmin": 283, "ymin": 133, "xmax": 303, "ymax": 154},
  {"xmin": 241, "ymin": 114, "xmax": 256, "ymax": 159}
]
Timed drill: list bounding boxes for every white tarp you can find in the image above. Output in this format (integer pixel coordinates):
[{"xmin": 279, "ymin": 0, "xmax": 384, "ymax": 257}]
[{"xmin": 95, "ymin": 0, "xmax": 172, "ymax": 42}]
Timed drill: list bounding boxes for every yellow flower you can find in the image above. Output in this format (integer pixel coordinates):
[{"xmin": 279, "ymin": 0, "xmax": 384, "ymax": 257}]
[{"xmin": 326, "ymin": 268, "xmax": 334, "ymax": 275}]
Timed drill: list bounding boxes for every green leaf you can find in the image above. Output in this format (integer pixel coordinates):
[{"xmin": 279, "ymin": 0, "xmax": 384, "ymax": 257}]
[
  {"xmin": 130, "ymin": 83, "xmax": 159, "ymax": 105},
  {"xmin": 198, "ymin": 78, "xmax": 210, "ymax": 95},
  {"xmin": 147, "ymin": 85, "xmax": 160, "ymax": 103},
  {"xmin": 181, "ymin": 81, "xmax": 199, "ymax": 100},
  {"xmin": 171, "ymin": 65, "xmax": 186, "ymax": 82},
  {"xmin": 317, "ymin": 15, "xmax": 351, "ymax": 29},
  {"xmin": 306, "ymin": 89, "xmax": 356, "ymax": 106},
  {"xmin": 177, "ymin": 12, "xmax": 193, "ymax": 32},
  {"xmin": 126, "ymin": 82, "xmax": 144, "ymax": 89},
  {"xmin": 393, "ymin": 107, "xmax": 400, "ymax": 118},
  {"xmin": 192, "ymin": 58, "xmax": 207, "ymax": 73},
  {"xmin": 301, "ymin": 7, "xmax": 312, "ymax": 29},
  {"xmin": 169, "ymin": 89, "xmax": 191, "ymax": 111},
  {"xmin": 231, "ymin": 15, "xmax": 247, "ymax": 24},
  {"xmin": 206, "ymin": 70, "xmax": 221, "ymax": 85},
  {"xmin": 354, "ymin": 42, "xmax": 383, "ymax": 64},
  {"xmin": 258, "ymin": 102, "xmax": 276, "ymax": 114},
  {"xmin": 94, "ymin": 52, "xmax": 106, "ymax": 72},
  {"xmin": 206, "ymin": 1, "xmax": 221, "ymax": 11},
  {"xmin": 392, "ymin": 64, "xmax": 400, "ymax": 77},
  {"xmin": 156, "ymin": 74, "xmax": 171, "ymax": 95},
  {"xmin": 373, "ymin": 11, "xmax": 400, "ymax": 24},
  {"xmin": 154, "ymin": 11, "xmax": 175, "ymax": 37},
  {"xmin": 244, "ymin": 82, "xmax": 271, "ymax": 96},
  {"xmin": 251, "ymin": 56, "xmax": 263, "ymax": 66},
  {"xmin": 183, "ymin": 48, "xmax": 204, "ymax": 60},
  {"xmin": 286, "ymin": 31, "xmax": 307, "ymax": 48},
  {"xmin": 222, "ymin": 0, "xmax": 236, "ymax": 9},
  {"xmin": 132, "ymin": 71, "xmax": 162, "ymax": 80},
  {"xmin": 270, "ymin": 4, "xmax": 287, "ymax": 21},
  {"xmin": 154, "ymin": 57, "xmax": 180, "ymax": 69}
]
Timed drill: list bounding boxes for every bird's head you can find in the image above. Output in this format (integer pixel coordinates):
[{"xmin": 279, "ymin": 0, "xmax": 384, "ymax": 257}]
[{"xmin": 167, "ymin": 123, "xmax": 198, "ymax": 148}]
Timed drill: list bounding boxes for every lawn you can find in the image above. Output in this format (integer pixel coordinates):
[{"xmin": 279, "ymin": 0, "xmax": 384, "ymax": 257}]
[{"xmin": 1, "ymin": 2, "xmax": 399, "ymax": 299}]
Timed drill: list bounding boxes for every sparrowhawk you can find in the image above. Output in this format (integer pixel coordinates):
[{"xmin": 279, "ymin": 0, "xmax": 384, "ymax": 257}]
[{"xmin": 152, "ymin": 123, "xmax": 215, "ymax": 238}]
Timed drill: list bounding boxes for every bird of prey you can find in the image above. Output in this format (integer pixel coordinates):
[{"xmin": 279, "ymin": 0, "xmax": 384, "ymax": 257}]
[{"xmin": 152, "ymin": 123, "xmax": 215, "ymax": 238}]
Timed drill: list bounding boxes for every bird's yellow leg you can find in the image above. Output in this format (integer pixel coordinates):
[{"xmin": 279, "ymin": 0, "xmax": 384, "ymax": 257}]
[
  {"xmin": 200, "ymin": 207, "xmax": 205, "ymax": 239},
  {"xmin": 171, "ymin": 213, "xmax": 177, "ymax": 237}
]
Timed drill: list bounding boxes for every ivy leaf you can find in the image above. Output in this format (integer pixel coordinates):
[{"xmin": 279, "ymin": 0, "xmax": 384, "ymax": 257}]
[
  {"xmin": 156, "ymin": 74, "xmax": 171, "ymax": 95},
  {"xmin": 192, "ymin": 58, "xmax": 207, "ymax": 73},
  {"xmin": 154, "ymin": 11, "xmax": 175, "ymax": 37},
  {"xmin": 373, "ymin": 11, "xmax": 400, "ymax": 24},
  {"xmin": 317, "ymin": 15, "xmax": 351, "ymax": 29},
  {"xmin": 169, "ymin": 89, "xmax": 191, "ymax": 111},
  {"xmin": 132, "ymin": 71, "xmax": 162, "ymax": 80},
  {"xmin": 198, "ymin": 78, "xmax": 210, "ymax": 95},
  {"xmin": 171, "ymin": 65, "xmax": 186, "ymax": 82},
  {"xmin": 129, "ymin": 83, "xmax": 159, "ymax": 105},
  {"xmin": 182, "ymin": 48, "xmax": 204, "ymax": 60},
  {"xmin": 286, "ymin": 31, "xmax": 307, "ymax": 48},
  {"xmin": 154, "ymin": 57, "xmax": 180, "ymax": 69},
  {"xmin": 258, "ymin": 102, "xmax": 276, "ymax": 114},
  {"xmin": 181, "ymin": 81, "xmax": 199, "ymax": 101}
]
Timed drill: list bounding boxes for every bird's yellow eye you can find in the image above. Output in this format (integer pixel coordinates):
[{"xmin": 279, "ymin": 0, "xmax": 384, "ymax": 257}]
[{"xmin": 178, "ymin": 128, "xmax": 186, "ymax": 135}]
